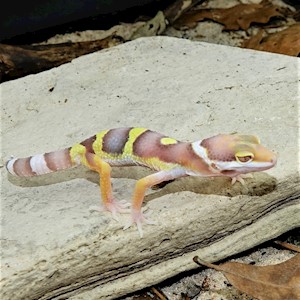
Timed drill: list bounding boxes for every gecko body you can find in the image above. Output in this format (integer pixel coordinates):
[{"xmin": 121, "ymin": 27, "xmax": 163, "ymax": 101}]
[{"xmin": 6, "ymin": 127, "xmax": 277, "ymax": 237}]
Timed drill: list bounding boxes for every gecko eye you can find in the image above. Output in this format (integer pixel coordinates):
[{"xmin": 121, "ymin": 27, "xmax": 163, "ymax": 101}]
[{"xmin": 235, "ymin": 152, "xmax": 254, "ymax": 164}]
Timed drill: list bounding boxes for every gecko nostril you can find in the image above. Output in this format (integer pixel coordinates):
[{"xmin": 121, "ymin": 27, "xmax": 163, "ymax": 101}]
[{"xmin": 271, "ymin": 156, "xmax": 277, "ymax": 165}]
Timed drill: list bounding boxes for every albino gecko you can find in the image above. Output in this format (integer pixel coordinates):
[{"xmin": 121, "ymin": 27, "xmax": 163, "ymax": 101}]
[{"xmin": 6, "ymin": 127, "xmax": 277, "ymax": 237}]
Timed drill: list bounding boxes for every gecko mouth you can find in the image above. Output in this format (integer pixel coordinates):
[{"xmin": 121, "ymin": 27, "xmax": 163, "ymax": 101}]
[{"xmin": 221, "ymin": 170, "xmax": 238, "ymax": 176}]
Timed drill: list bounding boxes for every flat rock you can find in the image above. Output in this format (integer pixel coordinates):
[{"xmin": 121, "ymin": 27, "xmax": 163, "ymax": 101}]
[{"xmin": 1, "ymin": 36, "xmax": 299, "ymax": 299}]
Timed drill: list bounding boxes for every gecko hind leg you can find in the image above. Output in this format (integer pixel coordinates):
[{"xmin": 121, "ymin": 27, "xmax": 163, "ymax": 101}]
[{"xmin": 85, "ymin": 152, "xmax": 130, "ymax": 220}]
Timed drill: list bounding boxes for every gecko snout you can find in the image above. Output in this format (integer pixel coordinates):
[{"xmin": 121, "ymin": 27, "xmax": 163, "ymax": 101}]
[{"xmin": 270, "ymin": 154, "xmax": 277, "ymax": 166}]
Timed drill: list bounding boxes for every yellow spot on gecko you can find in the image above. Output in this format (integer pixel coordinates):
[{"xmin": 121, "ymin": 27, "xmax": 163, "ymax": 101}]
[{"xmin": 160, "ymin": 137, "xmax": 178, "ymax": 145}]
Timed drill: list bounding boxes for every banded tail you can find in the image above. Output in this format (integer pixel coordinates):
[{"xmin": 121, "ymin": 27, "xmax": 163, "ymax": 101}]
[{"xmin": 6, "ymin": 148, "xmax": 76, "ymax": 177}]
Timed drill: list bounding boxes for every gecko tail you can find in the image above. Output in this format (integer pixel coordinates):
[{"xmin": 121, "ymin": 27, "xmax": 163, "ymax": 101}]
[{"xmin": 6, "ymin": 148, "xmax": 78, "ymax": 177}]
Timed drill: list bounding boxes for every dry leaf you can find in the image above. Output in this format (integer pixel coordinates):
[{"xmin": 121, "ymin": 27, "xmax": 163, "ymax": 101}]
[
  {"xmin": 194, "ymin": 254, "xmax": 300, "ymax": 300},
  {"xmin": 243, "ymin": 23, "xmax": 300, "ymax": 56},
  {"xmin": 175, "ymin": 1, "xmax": 283, "ymax": 30},
  {"xmin": 164, "ymin": 0, "xmax": 201, "ymax": 24}
]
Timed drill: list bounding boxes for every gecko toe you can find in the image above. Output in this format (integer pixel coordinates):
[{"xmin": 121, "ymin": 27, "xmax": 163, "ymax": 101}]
[
  {"xmin": 89, "ymin": 205, "xmax": 105, "ymax": 212},
  {"xmin": 123, "ymin": 210, "xmax": 156, "ymax": 237},
  {"xmin": 231, "ymin": 173, "xmax": 253, "ymax": 185},
  {"xmin": 89, "ymin": 199, "xmax": 130, "ymax": 222}
]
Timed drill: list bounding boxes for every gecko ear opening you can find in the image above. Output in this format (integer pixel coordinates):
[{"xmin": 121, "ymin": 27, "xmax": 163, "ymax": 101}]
[{"xmin": 235, "ymin": 151, "xmax": 254, "ymax": 164}]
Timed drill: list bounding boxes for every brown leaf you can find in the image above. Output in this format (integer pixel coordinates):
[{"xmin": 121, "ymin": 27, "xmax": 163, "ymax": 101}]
[
  {"xmin": 242, "ymin": 23, "xmax": 300, "ymax": 57},
  {"xmin": 194, "ymin": 254, "xmax": 300, "ymax": 300},
  {"xmin": 175, "ymin": 1, "xmax": 284, "ymax": 30},
  {"xmin": 164, "ymin": 0, "xmax": 201, "ymax": 24}
]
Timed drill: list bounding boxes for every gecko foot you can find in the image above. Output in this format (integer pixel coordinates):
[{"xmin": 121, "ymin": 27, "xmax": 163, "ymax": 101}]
[
  {"xmin": 231, "ymin": 173, "xmax": 253, "ymax": 185},
  {"xmin": 123, "ymin": 209, "xmax": 156, "ymax": 238},
  {"xmin": 89, "ymin": 199, "xmax": 130, "ymax": 221}
]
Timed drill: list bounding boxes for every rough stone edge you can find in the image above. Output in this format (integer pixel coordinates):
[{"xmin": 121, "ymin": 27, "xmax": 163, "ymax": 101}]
[
  {"xmin": 35, "ymin": 175, "xmax": 299, "ymax": 300},
  {"xmin": 70, "ymin": 203, "xmax": 299, "ymax": 300}
]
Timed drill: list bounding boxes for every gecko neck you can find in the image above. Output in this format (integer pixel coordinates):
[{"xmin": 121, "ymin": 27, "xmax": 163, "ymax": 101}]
[{"xmin": 174, "ymin": 142, "xmax": 217, "ymax": 176}]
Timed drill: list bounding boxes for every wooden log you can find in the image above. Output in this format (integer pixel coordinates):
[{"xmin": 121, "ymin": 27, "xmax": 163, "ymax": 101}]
[{"xmin": 0, "ymin": 36, "xmax": 123, "ymax": 82}]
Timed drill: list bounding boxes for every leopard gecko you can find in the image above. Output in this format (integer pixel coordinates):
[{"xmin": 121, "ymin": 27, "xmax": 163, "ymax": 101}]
[{"xmin": 6, "ymin": 127, "xmax": 277, "ymax": 237}]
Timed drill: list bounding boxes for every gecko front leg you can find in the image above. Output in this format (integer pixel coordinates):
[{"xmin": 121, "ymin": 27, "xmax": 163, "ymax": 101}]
[{"xmin": 124, "ymin": 168, "xmax": 187, "ymax": 237}]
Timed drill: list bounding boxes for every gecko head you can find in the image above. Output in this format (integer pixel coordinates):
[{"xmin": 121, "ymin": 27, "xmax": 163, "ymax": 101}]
[{"xmin": 194, "ymin": 134, "xmax": 277, "ymax": 176}]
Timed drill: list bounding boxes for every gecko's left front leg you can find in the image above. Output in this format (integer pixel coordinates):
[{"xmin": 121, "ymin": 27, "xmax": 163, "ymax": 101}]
[{"xmin": 124, "ymin": 168, "xmax": 187, "ymax": 237}]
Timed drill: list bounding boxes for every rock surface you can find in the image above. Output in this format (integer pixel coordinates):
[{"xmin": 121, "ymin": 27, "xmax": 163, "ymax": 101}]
[{"xmin": 1, "ymin": 37, "xmax": 299, "ymax": 299}]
